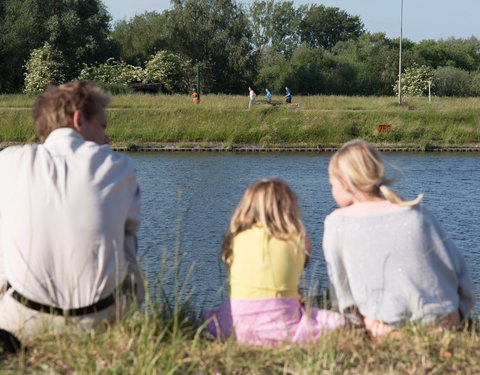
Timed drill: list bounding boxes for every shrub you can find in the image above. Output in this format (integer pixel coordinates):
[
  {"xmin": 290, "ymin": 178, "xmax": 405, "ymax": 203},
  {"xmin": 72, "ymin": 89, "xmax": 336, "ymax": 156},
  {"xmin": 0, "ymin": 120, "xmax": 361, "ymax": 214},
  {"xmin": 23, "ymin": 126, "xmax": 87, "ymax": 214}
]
[
  {"xmin": 23, "ymin": 42, "xmax": 66, "ymax": 94},
  {"xmin": 433, "ymin": 66, "xmax": 472, "ymax": 97},
  {"xmin": 393, "ymin": 64, "xmax": 434, "ymax": 97},
  {"xmin": 78, "ymin": 58, "xmax": 143, "ymax": 86},
  {"xmin": 470, "ymin": 71, "xmax": 480, "ymax": 96},
  {"xmin": 143, "ymin": 51, "xmax": 191, "ymax": 93}
]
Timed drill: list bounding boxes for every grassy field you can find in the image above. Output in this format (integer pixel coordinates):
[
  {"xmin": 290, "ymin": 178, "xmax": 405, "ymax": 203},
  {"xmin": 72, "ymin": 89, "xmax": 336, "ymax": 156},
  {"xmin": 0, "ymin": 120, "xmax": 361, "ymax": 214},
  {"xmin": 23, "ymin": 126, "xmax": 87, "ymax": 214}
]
[
  {"xmin": 1, "ymin": 300, "xmax": 480, "ymax": 374},
  {"xmin": 0, "ymin": 94, "xmax": 479, "ymax": 148}
]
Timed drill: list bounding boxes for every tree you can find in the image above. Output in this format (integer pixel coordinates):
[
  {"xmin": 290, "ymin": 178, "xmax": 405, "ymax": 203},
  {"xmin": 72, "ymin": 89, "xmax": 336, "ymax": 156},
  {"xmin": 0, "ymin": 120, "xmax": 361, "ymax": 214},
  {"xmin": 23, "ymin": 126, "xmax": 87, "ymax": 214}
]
[
  {"xmin": 249, "ymin": 0, "xmax": 300, "ymax": 57},
  {"xmin": 433, "ymin": 66, "xmax": 472, "ymax": 97},
  {"xmin": 254, "ymin": 46, "xmax": 289, "ymax": 93},
  {"xmin": 299, "ymin": 4, "xmax": 364, "ymax": 51},
  {"xmin": 112, "ymin": 12, "xmax": 168, "ymax": 66},
  {"xmin": 0, "ymin": 0, "xmax": 117, "ymax": 92},
  {"xmin": 413, "ymin": 38, "xmax": 479, "ymax": 71},
  {"xmin": 334, "ymin": 33, "xmax": 422, "ymax": 95},
  {"xmin": 163, "ymin": 0, "xmax": 256, "ymax": 93},
  {"xmin": 23, "ymin": 42, "xmax": 66, "ymax": 94}
]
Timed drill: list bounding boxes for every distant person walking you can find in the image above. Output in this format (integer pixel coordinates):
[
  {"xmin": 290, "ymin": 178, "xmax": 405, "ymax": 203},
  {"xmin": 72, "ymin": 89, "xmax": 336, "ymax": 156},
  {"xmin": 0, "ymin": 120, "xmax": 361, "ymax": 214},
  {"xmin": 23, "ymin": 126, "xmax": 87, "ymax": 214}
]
[
  {"xmin": 265, "ymin": 88, "xmax": 272, "ymax": 103},
  {"xmin": 285, "ymin": 86, "xmax": 292, "ymax": 104},
  {"xmin": 248, "ymin": 87, "xmax": 256, "ymax": 109}
]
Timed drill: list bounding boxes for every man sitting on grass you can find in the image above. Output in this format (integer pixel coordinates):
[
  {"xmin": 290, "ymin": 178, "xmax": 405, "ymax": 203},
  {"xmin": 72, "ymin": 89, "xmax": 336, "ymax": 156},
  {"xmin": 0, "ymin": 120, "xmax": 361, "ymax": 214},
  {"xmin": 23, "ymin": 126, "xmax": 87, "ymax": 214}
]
[{"xmin": 0, "ymin": 81, "xmax": 145, "ymax": 346}]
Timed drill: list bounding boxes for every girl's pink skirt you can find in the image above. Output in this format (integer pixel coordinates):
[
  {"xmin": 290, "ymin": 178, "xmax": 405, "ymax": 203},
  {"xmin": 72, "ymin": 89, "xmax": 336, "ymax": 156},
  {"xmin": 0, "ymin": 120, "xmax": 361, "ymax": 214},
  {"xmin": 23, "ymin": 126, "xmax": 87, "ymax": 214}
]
[{"xmin": 202, "ymin": 298, "xmax": 346, "ymax": 346}]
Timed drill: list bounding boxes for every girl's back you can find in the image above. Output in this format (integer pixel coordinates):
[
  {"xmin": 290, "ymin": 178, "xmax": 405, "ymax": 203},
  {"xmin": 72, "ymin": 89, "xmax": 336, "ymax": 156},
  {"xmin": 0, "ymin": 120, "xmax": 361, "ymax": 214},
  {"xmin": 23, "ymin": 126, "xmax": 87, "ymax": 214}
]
[
  {"xmin": 323, "ymin": 203, "xmax": 473, "ymax": 324},
  {"xmin": 229, "ymin": 225, "xmax": 305, "ymax": 299}
]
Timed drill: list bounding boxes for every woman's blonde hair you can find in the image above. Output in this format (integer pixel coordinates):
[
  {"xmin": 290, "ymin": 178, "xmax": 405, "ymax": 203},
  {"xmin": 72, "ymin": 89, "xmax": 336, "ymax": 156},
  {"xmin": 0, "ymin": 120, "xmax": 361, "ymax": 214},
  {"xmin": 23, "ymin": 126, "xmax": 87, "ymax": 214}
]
[
  {"xmin": 221, "ymin": 178, "xmax": 307, "ymax": 266},
  {"xmin": 329, "ymin": 139, "xmax": 423, "ymax": 206}
]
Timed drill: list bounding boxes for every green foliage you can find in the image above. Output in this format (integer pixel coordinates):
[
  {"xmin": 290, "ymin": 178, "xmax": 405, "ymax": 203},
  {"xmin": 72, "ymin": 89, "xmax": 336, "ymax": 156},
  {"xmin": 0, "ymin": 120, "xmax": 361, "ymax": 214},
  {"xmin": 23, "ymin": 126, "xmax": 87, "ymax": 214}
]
[
  {"xmin": 285, "ymin": 47, "xmax": 330, "ymax": 94},
  {"xmin": 0, "ymin": 0, "xmax": 117, "ymax": 92},
  {"xmin": 112, "ymin": 12, "xmax": 168, "ymax": 66},
  {"xmin": 414, "ymin": 37, "xmax": 480, "ymax": 71},
  {"xmin": 23, "ymin": 42, "xmax": 66, "ymax": 94},
  {"xmin": 78, "ymin": 58, "xmax": 143, "ymax": 86},
  {"xmin": 143, "ymin": 51, "xmax": 191, "ymax": 93},
  {"xmin": 334, "ymin": 33, "xmax": 423, "ymax": 95},
  {"xmin": 433, "ymin": 66, "xmax": 473, "ymax": 97},
  {"xmin": 298, "ymin": 4, "xmax": 364, "ymax": 51},
  {"xmin": 162, "ymin": 0, "xmax": 256, "ymax": 93},
  {"xmin": 394, "ymin": 65, "xmax": 434, "ymax": 97},
  {"xmin": 254, "ymin": 47, "xmax": 289, "ymax": 93}
]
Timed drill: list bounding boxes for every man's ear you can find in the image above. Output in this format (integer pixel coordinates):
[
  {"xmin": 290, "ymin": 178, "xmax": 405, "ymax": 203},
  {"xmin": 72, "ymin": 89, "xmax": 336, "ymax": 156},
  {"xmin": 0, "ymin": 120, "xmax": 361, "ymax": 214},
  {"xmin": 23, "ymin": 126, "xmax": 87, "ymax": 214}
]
[{"xmin": 72, "ymin": 110, "xmax": 83, "ymax": 132}]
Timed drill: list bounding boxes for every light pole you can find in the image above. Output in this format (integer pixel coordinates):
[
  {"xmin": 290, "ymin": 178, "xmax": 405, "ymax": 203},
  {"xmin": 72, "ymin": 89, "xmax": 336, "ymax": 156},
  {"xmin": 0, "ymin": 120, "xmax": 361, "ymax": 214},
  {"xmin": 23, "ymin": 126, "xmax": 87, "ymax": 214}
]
[{"xmin": 398, "ymin": 0, "xmax": 403, "ymax": 105}]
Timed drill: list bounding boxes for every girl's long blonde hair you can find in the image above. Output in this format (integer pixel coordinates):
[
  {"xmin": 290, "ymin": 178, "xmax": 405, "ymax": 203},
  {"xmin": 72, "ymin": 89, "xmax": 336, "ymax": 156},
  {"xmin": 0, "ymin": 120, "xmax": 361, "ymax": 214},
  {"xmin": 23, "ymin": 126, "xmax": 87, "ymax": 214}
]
[
  {"xmin": 221, "ymin": 178, "xmax": 307, "ymax": 266},
  {"xmin": 329, "ymin": 139, "xmax": 423, "ymax": 206}
]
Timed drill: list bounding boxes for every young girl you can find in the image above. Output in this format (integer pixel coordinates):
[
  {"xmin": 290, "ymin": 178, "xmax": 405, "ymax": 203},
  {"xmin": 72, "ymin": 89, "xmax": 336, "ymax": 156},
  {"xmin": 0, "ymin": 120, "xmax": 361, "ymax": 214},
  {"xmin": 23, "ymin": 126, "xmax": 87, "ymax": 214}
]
[
  {"xmin": 323, "ymin": 139, "xmax": 474, "ymax": 336},
  {"xmin": 203, "ymin": 178, "xmax": 346, "ymax": 345}
]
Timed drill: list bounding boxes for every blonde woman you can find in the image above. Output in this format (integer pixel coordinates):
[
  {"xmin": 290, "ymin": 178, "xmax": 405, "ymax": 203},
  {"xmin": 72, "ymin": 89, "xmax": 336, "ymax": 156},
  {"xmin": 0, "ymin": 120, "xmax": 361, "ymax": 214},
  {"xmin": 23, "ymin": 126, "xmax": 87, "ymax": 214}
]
[
  {"xmin": 203, "ymin": 178, "xmax": 345, "ymax": 345},
  {"xmin": 323, "ymin": 139, "xmax": 474, "ymax": 336}
]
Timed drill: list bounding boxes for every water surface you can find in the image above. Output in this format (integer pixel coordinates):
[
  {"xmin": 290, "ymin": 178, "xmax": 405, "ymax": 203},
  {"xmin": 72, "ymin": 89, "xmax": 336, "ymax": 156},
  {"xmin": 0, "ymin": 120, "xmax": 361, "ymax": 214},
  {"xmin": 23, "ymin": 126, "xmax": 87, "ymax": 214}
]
[{"xmin": 131, "ymin": 152, "xmax": 480, "ymax": 313}]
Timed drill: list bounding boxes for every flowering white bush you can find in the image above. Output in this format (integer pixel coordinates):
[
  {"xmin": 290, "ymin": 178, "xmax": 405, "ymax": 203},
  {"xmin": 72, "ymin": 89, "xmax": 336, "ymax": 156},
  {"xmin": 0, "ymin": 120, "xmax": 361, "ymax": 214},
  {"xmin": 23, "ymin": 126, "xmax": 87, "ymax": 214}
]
[
  {"xmin": 393, "ymin": 64, "xmax": 434, "ymax": 97},
  {"xmin": 78, "ymin": 58, "xmax": 144, "ymax": 85},
  {"xmin": 23, "ymin": 42, "xmax": 66, "ymax": 94},
  {"xmin": 143, "ymin": 51, "xmax": 191, "ymax": 93}
]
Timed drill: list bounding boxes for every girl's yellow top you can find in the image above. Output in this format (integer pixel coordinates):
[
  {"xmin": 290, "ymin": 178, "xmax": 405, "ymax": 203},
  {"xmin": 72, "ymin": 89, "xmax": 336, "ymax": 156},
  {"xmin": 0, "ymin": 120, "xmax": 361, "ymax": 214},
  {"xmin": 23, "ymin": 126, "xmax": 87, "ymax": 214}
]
[{"xmin": 229, "ymin": 225, "xmax": 306, "ymax": 299}]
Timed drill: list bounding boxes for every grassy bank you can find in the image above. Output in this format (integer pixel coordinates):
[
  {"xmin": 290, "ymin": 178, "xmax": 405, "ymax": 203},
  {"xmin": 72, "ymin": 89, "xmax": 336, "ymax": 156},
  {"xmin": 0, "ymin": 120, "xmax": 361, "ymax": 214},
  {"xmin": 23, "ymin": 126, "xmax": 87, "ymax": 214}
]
[
  {"xmin": 0, "ymin": 94, "xmax": 479, "ymax": 148},
  {"xmin": 2, "ymin": 303, "xmax": 480, "ymax": 374}
]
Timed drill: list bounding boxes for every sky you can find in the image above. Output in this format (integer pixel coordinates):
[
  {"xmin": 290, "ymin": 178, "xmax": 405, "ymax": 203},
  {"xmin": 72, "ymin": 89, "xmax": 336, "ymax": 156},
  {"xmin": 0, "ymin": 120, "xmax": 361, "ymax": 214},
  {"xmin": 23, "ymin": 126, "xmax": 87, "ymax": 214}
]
[{"xmin": 102, "ymin": 0, "xmax": 480, "ymax": 43}]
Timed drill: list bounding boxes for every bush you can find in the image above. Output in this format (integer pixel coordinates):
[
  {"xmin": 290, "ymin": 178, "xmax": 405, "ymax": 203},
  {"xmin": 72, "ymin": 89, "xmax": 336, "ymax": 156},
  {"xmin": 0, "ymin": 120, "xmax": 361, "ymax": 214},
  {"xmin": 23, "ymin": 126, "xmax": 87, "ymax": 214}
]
[
  {"xmin": 78, "ymin": 58, "xmax": 143, "ymax": 86},
  {"xmin": 23, "ymin": 42, "xmax": 66, "ymax": 94},
  {"xmin": 393, "ymin": 64, "xmax": 434, "ymax": 97},
  {"xmin": 143, "ymin": 51, "xmax": 191, "ymax": 93},
  {"xmin": 470, "ymin": 71, "xmax": 480, "ymax": 96},
  {"xmin": 433, "ymin": 66, "xmax": 476, "ymax": 97}
]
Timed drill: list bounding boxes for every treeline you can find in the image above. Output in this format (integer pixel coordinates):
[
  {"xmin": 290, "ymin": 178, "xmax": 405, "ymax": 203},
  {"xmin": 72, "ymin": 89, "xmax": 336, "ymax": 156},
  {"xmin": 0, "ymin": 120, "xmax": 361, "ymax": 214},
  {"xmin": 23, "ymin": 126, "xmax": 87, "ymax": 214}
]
[{"xmin": 1, "ymin": 0, "xmax": 479, "ymax": 96}]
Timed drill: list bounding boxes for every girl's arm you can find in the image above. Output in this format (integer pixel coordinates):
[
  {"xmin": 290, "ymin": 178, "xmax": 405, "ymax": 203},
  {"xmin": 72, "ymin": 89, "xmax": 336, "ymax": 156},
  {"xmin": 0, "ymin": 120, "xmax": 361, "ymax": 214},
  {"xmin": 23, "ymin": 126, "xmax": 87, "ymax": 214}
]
[
  {"xmin": 303, "ymin": 234, "xmax": 312, "ymax": 268},
  {"xmin": 322, "ymin": 216, "xmax": 356, "ymax": 312}
]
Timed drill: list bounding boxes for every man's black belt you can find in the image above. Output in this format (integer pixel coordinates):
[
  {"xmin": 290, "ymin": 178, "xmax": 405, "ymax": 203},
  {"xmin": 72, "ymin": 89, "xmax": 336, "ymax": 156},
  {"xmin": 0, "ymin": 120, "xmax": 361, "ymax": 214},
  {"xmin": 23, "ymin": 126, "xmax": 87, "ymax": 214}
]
[{"xmin": 6, "ymin": 282, "xmax": 116, "ymax": 316}]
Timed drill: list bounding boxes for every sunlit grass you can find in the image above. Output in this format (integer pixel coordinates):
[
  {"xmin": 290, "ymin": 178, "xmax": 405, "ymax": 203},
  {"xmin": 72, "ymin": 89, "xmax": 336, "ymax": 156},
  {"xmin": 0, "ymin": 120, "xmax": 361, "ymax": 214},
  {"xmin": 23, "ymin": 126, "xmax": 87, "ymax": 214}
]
[{"xmin": 1, "ymin": 94, "xmax": 479, "ymax": 147}]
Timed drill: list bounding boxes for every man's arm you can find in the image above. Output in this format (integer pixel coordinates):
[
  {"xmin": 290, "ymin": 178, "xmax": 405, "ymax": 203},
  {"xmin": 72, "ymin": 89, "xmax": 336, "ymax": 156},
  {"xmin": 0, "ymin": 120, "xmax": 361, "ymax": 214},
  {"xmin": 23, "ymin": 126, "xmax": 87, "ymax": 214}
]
[{"xmin": 124, "ymin": 184, "xmax": 145, "ymax": 303}]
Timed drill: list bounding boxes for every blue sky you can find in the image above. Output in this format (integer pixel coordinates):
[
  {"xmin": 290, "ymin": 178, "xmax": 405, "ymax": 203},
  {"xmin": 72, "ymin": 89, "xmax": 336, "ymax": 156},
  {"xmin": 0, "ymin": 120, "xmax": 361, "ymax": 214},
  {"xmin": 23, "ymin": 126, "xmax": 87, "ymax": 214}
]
[{"xmin": 103, "ymin": 0, "xmax": 480, "ymax": 43}]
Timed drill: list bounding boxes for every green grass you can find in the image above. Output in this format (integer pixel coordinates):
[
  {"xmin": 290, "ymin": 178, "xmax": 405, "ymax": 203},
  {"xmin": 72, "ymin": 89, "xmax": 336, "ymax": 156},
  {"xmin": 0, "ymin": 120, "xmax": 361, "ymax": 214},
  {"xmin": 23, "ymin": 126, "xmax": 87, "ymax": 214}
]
[
  {"xmin": 2, "ymin": 299, "xmax": 480, "ymax": 374},
  {"xmin": 0, "ymin": 94, "xmax": 479, "ymax": 147}
]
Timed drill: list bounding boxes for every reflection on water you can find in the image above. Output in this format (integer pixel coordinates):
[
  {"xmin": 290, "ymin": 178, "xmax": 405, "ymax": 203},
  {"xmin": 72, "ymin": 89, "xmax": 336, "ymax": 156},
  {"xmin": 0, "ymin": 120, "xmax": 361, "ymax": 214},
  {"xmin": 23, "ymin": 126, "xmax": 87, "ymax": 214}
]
[{"xmin": 130, "ymin": 152, "xmax": 480, "ymax": 314}]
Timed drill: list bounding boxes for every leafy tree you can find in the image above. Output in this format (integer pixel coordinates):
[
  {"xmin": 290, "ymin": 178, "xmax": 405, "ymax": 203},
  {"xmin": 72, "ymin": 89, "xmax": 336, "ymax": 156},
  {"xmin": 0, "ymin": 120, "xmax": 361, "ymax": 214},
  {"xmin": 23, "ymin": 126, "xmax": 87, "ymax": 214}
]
[
  {"xmin": 393, "ymin": 64, "xmax": 434, "ymax": 97},
  {"xmin": 284, "ymin": 47, "xmax": 329, "ymax": 94},
  {"xmin": 143, "ymin": 51, "xmax": 192, "ymax": 93},
  {"xmin": 299, "ymin": 4, "xmax": 364, "ymax": 51},
  {"xmin": 250, "ymin": 0, "xmax": 301, "ymax": 57},
  {"xmin": 254, "ymin": 46, "xmax": 289, "ymax": 93},
  {"xmin": 413, "ymin": 38, "xmax": 478, "ymax": 71},
  {"xmin": 78, "ymin": 58, "xmax": 143, "ymax": 86},
  {"xmin": 0, "ymin": 0, "xmax": 117, "ymax": 92},
  {"xmin": 334, "ymin": 33, "xmax": 422, "ymax": 95},
  {"xmin": 163, "ymin": 0, "xmax": 256, "ymax": 93},
  {"xmin": 23, "ymin": 42, "xmax": 66, "ymax": 94},
  {"xmin": 112, "ymin": 12, "xmax": 168, "ymax": 66},
  {"xmin": 433, "ymin": 66, "xmax": 472, "ymax": 97}
]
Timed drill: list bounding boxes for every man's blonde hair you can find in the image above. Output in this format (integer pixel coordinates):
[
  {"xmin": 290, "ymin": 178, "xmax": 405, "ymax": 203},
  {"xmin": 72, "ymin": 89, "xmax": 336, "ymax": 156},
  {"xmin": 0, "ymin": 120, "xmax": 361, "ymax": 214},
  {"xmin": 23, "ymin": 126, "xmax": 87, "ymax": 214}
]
[
  {"xmin": 221, "ymin": 178, "xmax": 308, "ymax": 266},
  {"xmin": 329, "ymin": 139, "xmax": 422, "ymax": 206},
  {"xmin": 33, "ymin": 81, "xmax": 110, "ymax": 142}
]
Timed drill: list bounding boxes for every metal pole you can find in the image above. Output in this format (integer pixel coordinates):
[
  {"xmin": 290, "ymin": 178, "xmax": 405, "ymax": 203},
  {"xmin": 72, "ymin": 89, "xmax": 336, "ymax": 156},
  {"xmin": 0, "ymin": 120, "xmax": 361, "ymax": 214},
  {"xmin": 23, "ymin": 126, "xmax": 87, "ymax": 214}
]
[
  {"xmin": 428, "ymin": 81, "xmax": 431, "ymax": 103},
  {"xmin": 197, "ymin": 65, "xmax": 201, "ymax": 103},
  {"xmin": 398, "ymin": 0, "xmax": 403, "ymax": 105}
]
